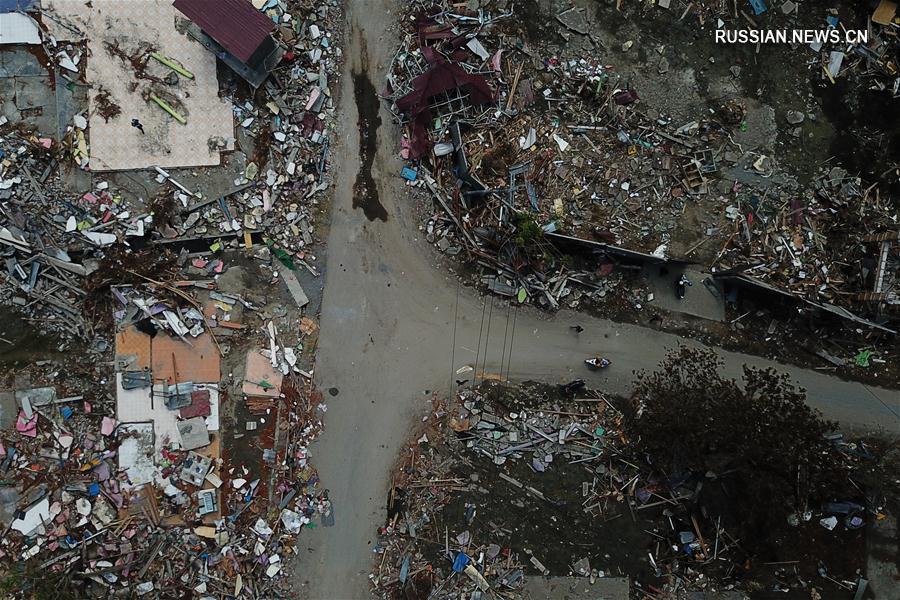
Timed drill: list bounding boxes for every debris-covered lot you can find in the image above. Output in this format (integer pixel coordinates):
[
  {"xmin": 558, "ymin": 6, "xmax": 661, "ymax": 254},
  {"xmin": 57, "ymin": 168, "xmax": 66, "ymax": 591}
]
[
  {"xmin": 386, "ymin": 0, "xmax": 900, "ymax": 383},
  {"xmin": 1, "ymin": 0, "xmax": 898, "ymax": 597},
  {"xmin": 373, "ymin": 350, "xmax": 900, "ymax": 599},
  {"xmin": 0, "ymin": 0, "xmax": 345, "ymax": 595}
]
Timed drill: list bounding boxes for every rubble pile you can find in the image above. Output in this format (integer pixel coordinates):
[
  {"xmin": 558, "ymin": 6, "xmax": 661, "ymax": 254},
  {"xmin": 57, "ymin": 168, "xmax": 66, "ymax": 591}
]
[
  {"xmin": 0, "ymin": 0, "xmax": 343, "ymax": 339},
  {"xmin": 0, "ymin": 270, "xmax": 329, "ymax": 596},
  {"xmin": 112, "ymin": 283, "xmax": 224, "ymax": 341},
  {"xmin": 386, "ymin": 0, "xmax": 899, "ymax": 321},
  {"xmin": 716, "ymin": 165, "xmax": 898, "ymax": 307},
  {"xmin": 179, "ymin": 0, "xmax": 344, "ymax": 264},
  {"xmin": 0, "ymin": 270, "xmax": 333, "ymax": 597},
  {"xmin": 734, "ymin": 0, "xmax": 900, "ymax": 95},
  {"xmin": 372, "ymin": 387, "xmax": 639, "ymax": 597},
  {"xmin": 372, "ymin": 382, "xmax": 882, "ymax": 598},
  {"xmin": 0, "ymin": 129, "xmax": 149, "ymax": 339},
  {"xmin": 0, "ymin": 374, "xmax": 326, "ymax": 597},
  {"xmin": 447, "ymin": 387, "xmax": 628, "ymax": 472},
  {"xmin": 0, "ymin": 0, "xmax": 344, "ymax": 595}
]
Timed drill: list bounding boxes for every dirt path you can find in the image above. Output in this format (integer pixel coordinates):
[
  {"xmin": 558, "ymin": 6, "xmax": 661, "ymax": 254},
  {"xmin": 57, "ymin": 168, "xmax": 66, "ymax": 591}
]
[{"xmin": 294, "ymin": 3, "xmax": 899, "ymax": 597}]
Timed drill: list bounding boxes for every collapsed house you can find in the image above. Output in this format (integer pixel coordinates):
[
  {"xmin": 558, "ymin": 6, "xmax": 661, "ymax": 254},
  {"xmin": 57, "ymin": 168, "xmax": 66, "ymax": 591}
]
[
  {"xmin": 384, "ymin": 4, "xmax": 900, "ymax": 335},
  {"xmin": 173, "ymin": 0, "xmax": 284, "ymax": 88}
]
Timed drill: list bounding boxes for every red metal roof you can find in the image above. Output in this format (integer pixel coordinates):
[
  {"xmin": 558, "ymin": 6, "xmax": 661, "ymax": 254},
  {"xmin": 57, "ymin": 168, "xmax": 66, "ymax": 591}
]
[
  {"xmin": 173, "ymin": 0, "xmax": 275, "ymax": 63},
  {"xmin": 397, "ymin": 50, "xmax": 495, "ymax": 159}
]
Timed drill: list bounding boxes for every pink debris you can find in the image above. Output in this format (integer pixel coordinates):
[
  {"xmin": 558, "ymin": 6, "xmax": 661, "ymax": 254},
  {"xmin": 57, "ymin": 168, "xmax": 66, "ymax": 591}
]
[
  {"xmin": 101, "ymin": 416, "xmax": 117, "ymax": 436},
  {"xmin": 16, "ymin": 411, "xmax": 37, "ymax": 437},
  {"xmin": 491, "ymin": 50, "xmax": 503, "ymax": 72},
  {"xmin": 305, "ymin": 87, "xmax": 321, "ymax": 111},
  {"xmin": 180, "ymin": 389, "xmax": 212, "ymax": 419},
  {"xmin": 94, "ymin": 461, "xmax": 111, "ymax": 481}
]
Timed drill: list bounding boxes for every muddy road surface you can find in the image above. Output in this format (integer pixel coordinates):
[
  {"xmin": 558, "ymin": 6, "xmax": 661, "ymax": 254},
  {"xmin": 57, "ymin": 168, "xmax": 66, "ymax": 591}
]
[{"xmin": 295, "ymin": 2, "xmax": 900, "ymax": 597}]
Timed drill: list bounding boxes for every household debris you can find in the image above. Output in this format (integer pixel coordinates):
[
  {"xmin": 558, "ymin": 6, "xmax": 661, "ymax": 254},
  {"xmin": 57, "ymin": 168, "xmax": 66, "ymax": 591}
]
[
  {"xmin": 0, "ymin": 0, "xmax": 346, "ymax": 595},
  {"xmin": 1, "ymin": 0, "xmax": 341, "ymax": 341},
  {"xmin": 384, "ymin": 0, "xmax": 900, "ymax": 331},
  {"xmin": 0, "ymin": 373, "xmax": 328, "ymax": 596},
  {"xmin": 372, "ymin": 379, "xmax": 890, "ymax": 599}
]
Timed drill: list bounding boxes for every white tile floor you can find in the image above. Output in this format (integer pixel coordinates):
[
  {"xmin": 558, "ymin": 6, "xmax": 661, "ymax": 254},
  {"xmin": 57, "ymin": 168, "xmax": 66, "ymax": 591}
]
[
  {"xmin": 44, "ymin": 0, "xmax": 234, "ymax": 171},
  {"xmin": 116, "ymin": 374, "xmax": 219, "ymax": 454}
]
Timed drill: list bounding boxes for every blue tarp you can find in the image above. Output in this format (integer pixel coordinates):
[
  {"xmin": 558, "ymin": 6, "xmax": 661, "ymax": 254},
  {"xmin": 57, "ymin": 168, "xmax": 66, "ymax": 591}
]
[
  {"xmin": 0, "ymin": 0, "xmax": 37, "ymax": 13},
  {"xmin": 399, "ymin": 556, "xmax": 410, "ymax": 583},
  {"xmin": 452, "ymin": 552, "xmax": 470, "ymax": 573},
  {"xmin": 747, "ymin": 0, "xmax": 767, "ymax": 15}
]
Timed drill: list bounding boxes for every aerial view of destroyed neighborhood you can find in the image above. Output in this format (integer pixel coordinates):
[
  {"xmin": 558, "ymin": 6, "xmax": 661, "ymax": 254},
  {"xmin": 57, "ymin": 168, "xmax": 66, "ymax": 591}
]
[{"xmin": 0, "ymin": 0, "xmax": 898, "ymax": 598}]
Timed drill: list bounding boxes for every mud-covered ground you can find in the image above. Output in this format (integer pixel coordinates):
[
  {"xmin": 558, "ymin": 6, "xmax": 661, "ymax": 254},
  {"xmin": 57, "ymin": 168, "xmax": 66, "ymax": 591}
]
[
  {"xmin": 518, "ymin": 0, "xmax": 899, "ymax": 195},
  {"xmin": 0, "ymin": 317, "xmax": 108, "ymax": 407},
  {"xmin": 0, "ymin": 308, "xmax": 75, "ymax": 367}
]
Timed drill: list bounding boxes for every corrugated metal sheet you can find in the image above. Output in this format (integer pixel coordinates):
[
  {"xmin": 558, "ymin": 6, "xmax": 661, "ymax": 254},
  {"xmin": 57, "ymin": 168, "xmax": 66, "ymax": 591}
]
[
  {"xmin": 173, "ymin": 0, "xmax": 274, "ymax": 63},
  {"xmin": 396, "ymin": 51, "xmax": 495, "ymax": 159}
]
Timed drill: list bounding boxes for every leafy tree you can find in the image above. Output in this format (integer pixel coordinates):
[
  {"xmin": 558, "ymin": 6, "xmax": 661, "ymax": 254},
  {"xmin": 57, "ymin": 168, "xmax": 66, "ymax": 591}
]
[
  {"xmin": 513, "ymin": 214, "xmax": 543, "ymax": 248},
  {"xmin": 629, "ymin": 347, "xmax": 840, "ymax": 552}
]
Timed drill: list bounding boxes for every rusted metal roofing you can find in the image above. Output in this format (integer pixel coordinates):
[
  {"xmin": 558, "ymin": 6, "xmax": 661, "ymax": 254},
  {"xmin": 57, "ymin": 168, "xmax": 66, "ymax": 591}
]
[{"xmin": 173, "ymin": 0, "xmax": 274, "ymax": 63}]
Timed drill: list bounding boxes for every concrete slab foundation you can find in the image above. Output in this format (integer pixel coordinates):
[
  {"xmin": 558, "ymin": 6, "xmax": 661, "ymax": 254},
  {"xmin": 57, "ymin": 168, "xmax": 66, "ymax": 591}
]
[{"xmin": 43, "ymin": 0, "xmax": 234, "ymax": 171}]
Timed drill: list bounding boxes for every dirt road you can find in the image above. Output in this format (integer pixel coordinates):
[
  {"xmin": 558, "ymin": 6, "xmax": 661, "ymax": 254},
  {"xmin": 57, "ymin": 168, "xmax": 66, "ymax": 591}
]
[{"xmin": 295, "ymin": 3, "xmax": 899, "ymax": 597}]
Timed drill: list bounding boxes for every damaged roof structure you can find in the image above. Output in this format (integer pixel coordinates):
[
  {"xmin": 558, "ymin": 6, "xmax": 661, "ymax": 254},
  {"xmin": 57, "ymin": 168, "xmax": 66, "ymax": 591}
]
[
  {"xmin": 0, "ymin": 0, "xmax": 37, "ymax": 10},
  {"xmin": 396, "ymin": 47, "xmax": 495, "ymax": 159},
  {"xmin": 0, "ymin": 12, "xmax": 40, "ymax": 45},
  {"xmin": 858, "ymin": 230, "xmax": 900, "ymax": 313},
  {"xmin": 173, "ymin": 0, "xmax": 284, "ymax": 88}
]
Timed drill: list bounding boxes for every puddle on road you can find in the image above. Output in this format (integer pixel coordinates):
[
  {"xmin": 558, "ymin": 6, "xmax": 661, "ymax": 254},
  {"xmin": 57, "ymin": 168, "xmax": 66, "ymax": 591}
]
[{"xmin": 351, "ymin": 70, "xmax": 387, "ymax": 222}]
